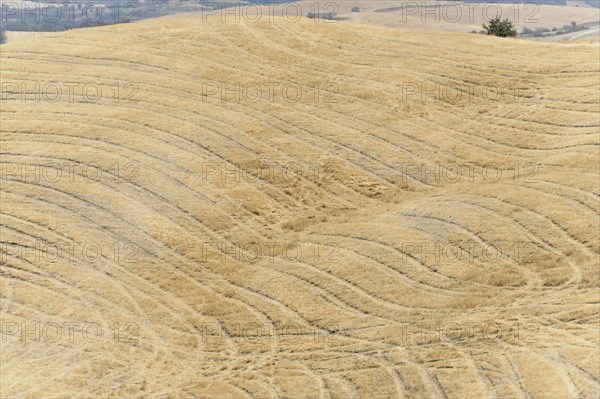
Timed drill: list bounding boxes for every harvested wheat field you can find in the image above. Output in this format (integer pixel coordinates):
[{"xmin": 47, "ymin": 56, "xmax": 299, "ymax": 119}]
[{"xmin": 0, "ymin": 14, "xmax": 599, "ymax": 399}]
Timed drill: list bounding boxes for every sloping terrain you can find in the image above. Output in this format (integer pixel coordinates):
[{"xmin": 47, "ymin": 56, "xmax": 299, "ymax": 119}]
[{"xmin": 0, "ymin": 15, "xmax": 599, "ymax": 398}]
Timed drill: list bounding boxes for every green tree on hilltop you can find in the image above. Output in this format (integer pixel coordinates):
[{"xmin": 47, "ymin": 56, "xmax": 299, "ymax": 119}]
[{"xmin": 483, "ymin": 17, "xmax": 517, "ymax": 38}]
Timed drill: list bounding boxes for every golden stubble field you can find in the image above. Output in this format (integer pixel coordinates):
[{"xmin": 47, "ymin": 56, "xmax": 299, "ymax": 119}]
[{"xmin": 0, "ymin": 13, "xmax": 599, "ymax": 398}]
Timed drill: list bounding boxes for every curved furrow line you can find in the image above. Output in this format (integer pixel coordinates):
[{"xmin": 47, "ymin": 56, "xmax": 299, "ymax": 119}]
[
  {"xmin": 0, "ymin": 156, "xmax": 221, "ymax": 245},
  {"xmin": 5, "ymin": 37, "xmax": 524, "ymax": 186},
  {"xmin": 264, "ymin": 245, "xmax": 451, "ymax": 312},
  {"xmin": 389, "ymin": 72, "xmax": 600, "ymax": 123},
  {"xmin": 140, "ymin": 32, "xmax": 600, "ymax": 160},
  {"xmin": 0, "ymin": 126, "xmax": 320, "ymax": 242},
  {"xmin": 1, "ymin": 71, "xmax": 428, "ymax": 195},
  {"xmin": 420, "ymin": 196, "xmax": 586, "ymax": 287},
  {"xmin": 0, "ymin": 212, "xmax": 228, "ymax": 356},
  {"xmin": 298, "ymin": 20, "xmax": 600, "ymax": 78},
  {"xmin": 487, "ymin": 192, "xmax": 599, "ymax": 256},
  {"xmin": 270, "ymin": 20, "xmax": 597, "ymax": 92},
  {"xmin": 397, "ymin": 213, "xmax": 544, "ymax": 288},
  {"xmin": 419, "ymin": 107, "xmax": 599, "ymax": 153},
  {"xmin": 3, "ymin": 140, "xmax": 422, "ymax": 322},
  {"xmin": 1, "ymin": 187, "xmax": 287, "ymax": 336},
  {"xmin": 0, "ymin": 110, "xmax": 353, "ymax": 210},
  {"xmin": 483, "ymin": 112, "xmax": 600, "ymax": 133},
  {"xmin": 1, "ymin": 45, "xmax": 447, "ymax": 185},
  {"xmin": 310, "ymin": 231, "xmax": 478, "ymax": 294},
  {"xmin": 0, "ymin": 115, "xmax": 356, "ymax": 210},
  {"xmin": 0, "ymin": 207, "xmax": 248, "ymax": 349},
  {"xmin": 245, "ymin": 259, "xmax": 413, "ymax": 325},
  {"xmin": 0, "ymin": 135, "xmax": 302, "ymax": 234},
  {"xmin": 188, "ymin": 26, "xmax": 512, "ymax": 159},
  {"xmin": 0, "ymin": 143, "xmax": 215, "ymax": 207},
  {"xmin": 537, "ymin": 179, "xmax": 600, "ymax": 206},
  {"xmin": 0, "ymin": 178, "xmax": 376, "ymax": 350},
  {"xmin": 0, "ymin": 248, "xmax": 184, "ymax": 364},
  {"xmin": 505, "ymin": 182, "xmax": 600, "ymax": 220},
  {"xmin": 0, "ymin": 49, "xmax": 175, "ymax": 72}
]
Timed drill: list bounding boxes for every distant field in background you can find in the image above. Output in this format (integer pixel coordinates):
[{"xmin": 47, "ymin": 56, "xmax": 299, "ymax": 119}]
[
  {"xmin": 1, "ymin": 0, "xmax": 599, "ymax": 38},
  {"xmin": 4, "ymin": 30, "xmax": 51, "ymax": 43},
  {"xmin": 1, "ymin": 14, "xmax": 599, "ymax": 398},
  {"xmin": 251, "ymin": 0, "xmax": 600, "ymax": 36}
]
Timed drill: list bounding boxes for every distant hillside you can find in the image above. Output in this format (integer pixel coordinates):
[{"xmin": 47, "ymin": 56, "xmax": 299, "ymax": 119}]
[{"xmin": 462, "ymin": 0, "xmax": 567, "ymax": 4}]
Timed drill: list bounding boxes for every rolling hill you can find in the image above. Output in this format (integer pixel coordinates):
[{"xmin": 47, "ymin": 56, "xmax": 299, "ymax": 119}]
[{"xmin": 1, "ymin": 14, "xmax": 599, "ymax": 398}]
